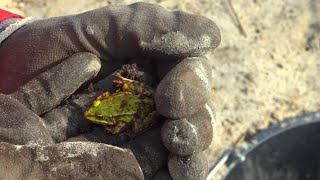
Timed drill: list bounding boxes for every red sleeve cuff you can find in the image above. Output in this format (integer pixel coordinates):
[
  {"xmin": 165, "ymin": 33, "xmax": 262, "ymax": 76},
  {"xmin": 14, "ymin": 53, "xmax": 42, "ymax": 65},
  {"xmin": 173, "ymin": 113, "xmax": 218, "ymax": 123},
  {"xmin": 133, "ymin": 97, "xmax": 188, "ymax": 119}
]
[{"xmin": 0, "ymin": 9, "xmax": 24, "ymax": 22}]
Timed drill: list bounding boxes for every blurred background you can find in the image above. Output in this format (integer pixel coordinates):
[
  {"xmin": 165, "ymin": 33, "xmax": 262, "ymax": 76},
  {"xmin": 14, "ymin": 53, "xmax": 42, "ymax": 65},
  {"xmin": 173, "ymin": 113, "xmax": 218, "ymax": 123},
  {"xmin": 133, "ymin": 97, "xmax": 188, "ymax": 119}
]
[{"xmin": 1, "ymin": 0, "xmax": 319, "ymax": 179}]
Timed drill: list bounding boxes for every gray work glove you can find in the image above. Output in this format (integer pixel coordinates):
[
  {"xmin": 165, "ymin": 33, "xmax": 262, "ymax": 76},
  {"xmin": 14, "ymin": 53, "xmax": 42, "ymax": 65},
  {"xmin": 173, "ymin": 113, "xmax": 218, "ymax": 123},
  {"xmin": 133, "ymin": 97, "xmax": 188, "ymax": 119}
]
[{"xmin": 0, "ymin": 2, "xmax": 220, "ymax": 180}]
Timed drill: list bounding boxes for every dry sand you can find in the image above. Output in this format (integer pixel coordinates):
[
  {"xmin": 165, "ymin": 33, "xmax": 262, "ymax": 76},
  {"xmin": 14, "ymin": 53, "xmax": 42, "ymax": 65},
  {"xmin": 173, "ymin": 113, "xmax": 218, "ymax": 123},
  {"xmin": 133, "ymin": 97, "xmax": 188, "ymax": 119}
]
[{"xmin": 1, "ymin": 0, "xmax": 320, "ymax": 179}]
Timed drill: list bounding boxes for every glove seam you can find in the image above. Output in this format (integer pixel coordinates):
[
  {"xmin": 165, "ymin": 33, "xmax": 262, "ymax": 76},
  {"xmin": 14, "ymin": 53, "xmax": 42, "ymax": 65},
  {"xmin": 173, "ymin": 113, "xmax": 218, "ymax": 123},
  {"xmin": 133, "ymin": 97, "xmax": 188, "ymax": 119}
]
[{"xmin": 0, "ymin": 17, "xmax": 33, "ymax": 44}]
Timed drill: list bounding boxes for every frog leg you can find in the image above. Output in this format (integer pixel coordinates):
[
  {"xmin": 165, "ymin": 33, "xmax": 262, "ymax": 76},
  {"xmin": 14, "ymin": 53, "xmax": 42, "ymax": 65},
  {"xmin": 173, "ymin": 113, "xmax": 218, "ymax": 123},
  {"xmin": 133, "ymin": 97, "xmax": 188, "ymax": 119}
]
[
  {"xmin": 113, "ymin": 73, "xmax": 134, "ymax": 86},
  {"xmin": 116, "ymin": 73, "xmax": 134, "ymax": 83},
  {"xmin": 113, "ymin": 73, "xmax": 135, "ymax": 91},
  {"xmin": 132, "ymin": 111, "xmax": 159, "ymax": 134},
  {"xmin": 111, "ymin": 121, "xmax": 127, "ymax": 134},
  {"xmin": 97, "ymin": 92, "xmax": 110, "ymax": 100}
]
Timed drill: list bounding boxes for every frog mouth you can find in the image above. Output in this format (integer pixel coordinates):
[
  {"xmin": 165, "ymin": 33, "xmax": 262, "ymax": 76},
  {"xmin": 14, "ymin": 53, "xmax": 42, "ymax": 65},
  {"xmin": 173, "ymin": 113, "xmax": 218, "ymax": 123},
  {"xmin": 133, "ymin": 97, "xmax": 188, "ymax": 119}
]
[{"xmin": 84, "ymin": 115, "xmax": 110, "ymax": 125}]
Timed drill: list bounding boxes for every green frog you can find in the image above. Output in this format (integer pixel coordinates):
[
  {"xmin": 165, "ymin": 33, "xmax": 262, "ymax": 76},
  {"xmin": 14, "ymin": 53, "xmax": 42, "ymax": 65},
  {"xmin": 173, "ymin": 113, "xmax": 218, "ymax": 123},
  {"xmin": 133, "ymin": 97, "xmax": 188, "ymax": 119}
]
[{"xmin": 84, "ymin": 73, "xmax": 159, "ymax": 135}]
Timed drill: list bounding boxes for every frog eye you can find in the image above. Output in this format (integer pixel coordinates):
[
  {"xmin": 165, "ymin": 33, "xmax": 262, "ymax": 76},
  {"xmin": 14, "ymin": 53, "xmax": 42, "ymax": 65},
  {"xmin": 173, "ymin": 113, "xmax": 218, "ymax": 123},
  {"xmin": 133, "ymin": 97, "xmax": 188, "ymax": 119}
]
[{"xmin": 96, "ymin": 114, "xmax": 104, "ymax": 119}]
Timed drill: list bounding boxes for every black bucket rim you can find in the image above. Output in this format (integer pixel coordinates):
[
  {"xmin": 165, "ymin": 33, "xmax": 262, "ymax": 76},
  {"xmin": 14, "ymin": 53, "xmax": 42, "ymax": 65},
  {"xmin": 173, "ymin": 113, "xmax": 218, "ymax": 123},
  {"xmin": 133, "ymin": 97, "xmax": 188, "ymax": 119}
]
[{"xmin": 208, "ymin": 112, "xmax": 320, "ymax": 180}]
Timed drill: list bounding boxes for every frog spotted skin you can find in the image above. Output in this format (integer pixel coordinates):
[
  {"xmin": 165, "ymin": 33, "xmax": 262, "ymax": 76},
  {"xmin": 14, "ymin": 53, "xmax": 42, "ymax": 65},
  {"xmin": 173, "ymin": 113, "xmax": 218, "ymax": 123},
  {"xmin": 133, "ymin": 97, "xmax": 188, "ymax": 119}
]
[{"xmin": 84, "ymin": 74, "xmax": 159, "ymax": 135}]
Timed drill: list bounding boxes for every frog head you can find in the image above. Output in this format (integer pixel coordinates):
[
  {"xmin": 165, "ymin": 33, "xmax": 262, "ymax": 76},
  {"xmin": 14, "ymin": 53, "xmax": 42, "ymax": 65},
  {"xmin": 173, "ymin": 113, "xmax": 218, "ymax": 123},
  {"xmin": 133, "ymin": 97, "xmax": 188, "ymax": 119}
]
[{"xmin": 84, "ymin": 97, "xmax": 117, "ymax": 125}]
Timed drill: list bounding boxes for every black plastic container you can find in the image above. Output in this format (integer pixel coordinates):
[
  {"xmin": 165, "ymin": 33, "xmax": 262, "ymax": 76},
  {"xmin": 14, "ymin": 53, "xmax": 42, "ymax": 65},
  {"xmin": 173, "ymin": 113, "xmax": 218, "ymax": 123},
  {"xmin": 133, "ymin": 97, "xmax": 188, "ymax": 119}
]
[{"xmin": 209, "ymin": 112, "xmax": 320, "ymax": 180}]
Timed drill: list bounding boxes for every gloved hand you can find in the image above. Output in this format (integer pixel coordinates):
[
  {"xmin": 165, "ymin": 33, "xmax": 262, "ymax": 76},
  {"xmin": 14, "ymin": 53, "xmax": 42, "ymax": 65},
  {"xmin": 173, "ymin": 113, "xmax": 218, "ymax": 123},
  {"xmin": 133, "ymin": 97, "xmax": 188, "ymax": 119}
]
[{"xmin": 0, "ymin": 2, "xmax": 220, "ymax": 180}]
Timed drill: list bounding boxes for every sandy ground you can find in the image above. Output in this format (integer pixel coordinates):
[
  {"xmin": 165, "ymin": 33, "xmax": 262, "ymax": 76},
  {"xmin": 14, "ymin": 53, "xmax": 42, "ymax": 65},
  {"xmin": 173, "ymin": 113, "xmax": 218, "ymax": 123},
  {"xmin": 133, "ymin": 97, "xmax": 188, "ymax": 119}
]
[{"xmin": 1, "ymin": 0, "xmax": 320, "ymax": 179}]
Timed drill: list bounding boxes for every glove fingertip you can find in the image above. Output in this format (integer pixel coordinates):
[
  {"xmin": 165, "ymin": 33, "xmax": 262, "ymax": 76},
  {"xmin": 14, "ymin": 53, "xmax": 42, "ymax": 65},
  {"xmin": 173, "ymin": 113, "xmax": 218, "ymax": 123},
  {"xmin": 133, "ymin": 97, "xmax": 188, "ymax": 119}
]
[
  {"xmin": 161, "ymin": 101, "xmax": 214, "ymax": 156},
  {"xmin": 168, "ymin": 152, "xmax": 208, "ymax": 180},
  {"xmin": 155, "ymin": 57, "xmax": 212, "ymax": 119}
]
